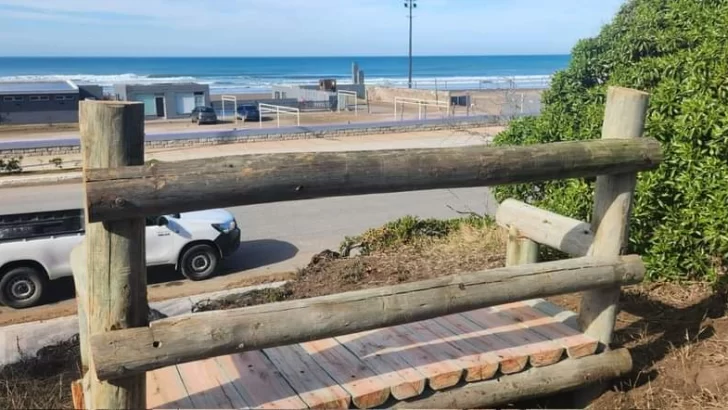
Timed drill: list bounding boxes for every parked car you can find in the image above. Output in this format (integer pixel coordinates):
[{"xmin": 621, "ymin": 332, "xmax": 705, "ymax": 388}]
[
  {"xmin": 0, "ymin": 208, "xmax": 241, "ymax": 309},
  {"xmin": 236, "ymin": 104, "xmax": 260, "ymax": 121},
  {"xmin": 190, "ymin": 106, "xmax": 218, "ymax": 124}
]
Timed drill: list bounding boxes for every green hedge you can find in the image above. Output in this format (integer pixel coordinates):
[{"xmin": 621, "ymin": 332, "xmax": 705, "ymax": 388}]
[{"xmin": 493, "ymin": 0, "xmax": 728, "ymax": 281}]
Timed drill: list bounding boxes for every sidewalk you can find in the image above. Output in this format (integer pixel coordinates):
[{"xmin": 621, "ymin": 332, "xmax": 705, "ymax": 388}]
[{"xmin": 0, "ymin": 126, "xmax": 500, "ymax": 188}]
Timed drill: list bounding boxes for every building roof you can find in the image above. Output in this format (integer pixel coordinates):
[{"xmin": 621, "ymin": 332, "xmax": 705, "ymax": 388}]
[{"xmin": 0, "ymin": 80, "xmax": 79, "ymax": 95}]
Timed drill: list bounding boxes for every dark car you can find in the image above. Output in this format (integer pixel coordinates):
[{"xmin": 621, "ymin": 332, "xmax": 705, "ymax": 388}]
[
  {"xmin": 236, "ymin": 104, "xmax": 260, "ymax": 121},
  {"xmin": 190, "ymin": 106, "xmax": 217, "ymax": 124}
]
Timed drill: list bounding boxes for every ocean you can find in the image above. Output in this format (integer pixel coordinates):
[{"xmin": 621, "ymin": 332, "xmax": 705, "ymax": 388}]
[{"xmin": 0, "ymin": 55, "xmax": 570, "ymax": 95}]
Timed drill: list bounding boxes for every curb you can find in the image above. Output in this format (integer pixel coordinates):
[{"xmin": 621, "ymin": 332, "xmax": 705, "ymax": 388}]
[
  {"xmin": 0, "ymin": 281, "xmax": 288, "ymax": 367},
  {"xmin": 0, "ymin": 172, "xmax": 81, "ymax": 189}
]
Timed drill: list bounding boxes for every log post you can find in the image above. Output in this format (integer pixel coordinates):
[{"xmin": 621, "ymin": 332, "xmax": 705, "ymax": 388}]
[
  {"xmin": 505, "ymin": 226, "xmax": 538, "ymax": 267},
  {"xmin": 578, "ymin": 86, "xmax": 649, "ymax": 345},
  {"xmin": 77, "ymin": 101, "xmax": 148, "ymax": 409},
  {"xmin": 575, "ymin": 87, "xmax": 649, "ymax": 406}
]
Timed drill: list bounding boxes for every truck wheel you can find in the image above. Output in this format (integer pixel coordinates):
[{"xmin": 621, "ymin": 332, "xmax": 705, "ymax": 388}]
[
  {"xmin": 179, "ymin": 244, "xmax": 219, "ymax": 281},
  {"xmin": 0, "ymin": 266, "xmax": 47, "ymax": 309}
]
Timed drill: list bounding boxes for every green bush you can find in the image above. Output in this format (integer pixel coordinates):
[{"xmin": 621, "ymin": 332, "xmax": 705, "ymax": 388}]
[
  {"xmin": 493, "ymin": 0, "xmax": 728, "ymax": 281},
  {"xmin": 340, "ymin": 215, "xmax": 494, "ymax": 256}
]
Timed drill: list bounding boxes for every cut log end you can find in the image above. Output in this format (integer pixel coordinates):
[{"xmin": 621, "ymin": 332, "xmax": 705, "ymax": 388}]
[
  {"xmin": 428, "ymin": 370, "xmax": 463, "ymax": 390},
  {"xmin": 529, "ymin": 347, "xmax": 565, "ymax": 367},
  {"xmin": 351, "ymin": 389, "xmax": 391, "ymax": 409},
  {"xmin": 499, "ymin": 355, "xmax": 529, "ymax": 375},
  {"xmin": 391, "ymin": 380, "xmax": 427, "ymax": 401}
]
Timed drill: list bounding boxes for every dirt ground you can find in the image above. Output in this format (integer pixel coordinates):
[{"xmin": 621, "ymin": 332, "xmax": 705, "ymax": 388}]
[{"xmin": 2, "ymin": 221, "xmax": 727, "ymax": 409}]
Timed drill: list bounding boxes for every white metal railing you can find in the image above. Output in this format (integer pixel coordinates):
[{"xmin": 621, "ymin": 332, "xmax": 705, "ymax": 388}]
[
  {"xmin": 221, "ymin": 95, "xmax": 238, "ymax": 124},
  {"xmin": 258, "ymin": 103, "xmax": 301, "ymax": 128},
  {"xmin": 393, "ymin": 97, "xmax": 451, "ymax": 121},
  {"xmin": 337, "ymin": 90, "xmax": 358, "ymax": 115}
]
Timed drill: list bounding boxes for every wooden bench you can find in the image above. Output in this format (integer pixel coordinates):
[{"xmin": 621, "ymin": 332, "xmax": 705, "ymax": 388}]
[{"xmin": 71, "ymin": 86, "xmax": 660, "ymax": 409}]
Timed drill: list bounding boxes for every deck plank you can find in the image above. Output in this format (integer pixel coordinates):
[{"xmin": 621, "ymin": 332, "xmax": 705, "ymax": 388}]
[
  {"xmin": 301, "ymin": 338, "xmax": 392, "ymax": 409},
  {"xmin": 147, "ymin": 366, "xmax": 194, "ymax": 409},
  {"xmin": 463, "ymin": 308, "xmax": 565, "ymax": 367},
  {"xmin": 380, "ymin": 323, "xmax": 465, "ymax": 390},
  {"xmin": 490, "ymin": 302, "xmax": 598, "ymax": 358},
  {"xmin": 434, "ymin": 314, "xmax": 529, "ymax": 374},
  {"xmin": 216, "ymin": 351, "xmax": 308, "ymax": 409},
  {"xmin": 176, "ymin": 358, "xmax": 245, "ymax": 409},
  {"xmin": 409, "ymin": 318, "xmax": 501, "ymax": 381},
  {"xmin": 336, "ymin": 329, "xmax": 427, "ymax": 401},
  {"xmin": 264, "ymin": 344, "xmax": 351, "ymax": 409}
]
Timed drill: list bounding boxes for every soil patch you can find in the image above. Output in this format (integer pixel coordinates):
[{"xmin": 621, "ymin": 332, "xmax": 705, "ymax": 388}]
[{"xmin": 4, "ymin": 219, "xmax": 728, "ymax": 409}]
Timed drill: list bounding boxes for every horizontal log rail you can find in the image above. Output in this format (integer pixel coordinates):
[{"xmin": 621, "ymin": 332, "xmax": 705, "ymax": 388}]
[
  {"xmin": 496, "ymin": 199, "xmax": 594, "ymax": 257},
  {"xmin": 84, "ymin": 138, "xmax": 662, "ymax": 222},
  {"xmin": 90, "ymin": 255, "xmax": 645, "ymax": 380}
]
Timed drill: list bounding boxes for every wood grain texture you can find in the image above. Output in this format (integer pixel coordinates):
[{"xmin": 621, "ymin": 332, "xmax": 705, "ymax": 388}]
[
  {"xmin": 578, "ymin": 87, "xmax": 650, "ymax": 346},
  {"xmin": 490, "ymin": 303, "xmax": 598, "ymax": 358},
  {"xmin": 393, "ymin": 348, "xmax": 633, "ymax": 409},
  {"xmin": 301, "ymin": 338, "xmax": 391, "ymax": 409},
  {"xmin": 335, "ymin": 330, "xmax": 427, "ymax": 400},
  {"xmin": 91, "ymin": 255, "xmax": 645, "ymax": 380},
  {"xmin": 175, "ymin": 358, "xmax": 246, "ymax": 409},
  {"xmin": 379, "ymin": 324, "xmax": 465, "ymax": 390},
  {"xmin": 146, "ymin": 365, "xmax": 194, "ymax": 409},
  {"xmin": 434, "ymin": 314, "xmax": 529, "ymax": 375},
  {"xmin": 83, "ymin": 138, "xmax": 663, "ymax": 222},
  {"xmin": 264, "ymin": 345, "xmax": 351, "ymax": 409},
  {"xmin": 463, "ymin": 308, "xmax": 565, "ymax": 367},
  {"xmin": 215, "ymin": 352, "xmax": 308, "ymax": 409},
  {"xmin": 404, "ymin": 320, "xmax": 499, "ymax": 383},
  {"xmin": 78, "ymin": 101, "xmax": 148, "ymax": 409},
  {"xmin": 497, "ymin": 199, "xmax": 594, "ymax": 257}
]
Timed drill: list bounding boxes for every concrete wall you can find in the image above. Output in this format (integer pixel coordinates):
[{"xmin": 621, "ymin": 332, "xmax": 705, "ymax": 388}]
[
  {"xmin": 114, "ymin": 83, "xmax": 211, "ymax": 119},
  {"xmin": 0, "ymin": 110, "xmax": 78, "ymax": 125},
  {"xmin": 0, "ymin": 92, "xmax": 79, "ymax": 124},
  {"xmin": 366, "ymin": 86, "xmax": 451, "ymax": 104},
  {"xmin": 78, "ymin": 85, "xmax": 104, "ymax": 100},
  {"xmin": 336, "ymin": 84, "xmax": 366, "ymax": 99}
]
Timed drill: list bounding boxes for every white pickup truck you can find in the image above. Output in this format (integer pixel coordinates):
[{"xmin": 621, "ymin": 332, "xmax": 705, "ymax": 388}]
[{"xmin": 0, "ymin": 208, "xmax": 241, "ymax": 309}]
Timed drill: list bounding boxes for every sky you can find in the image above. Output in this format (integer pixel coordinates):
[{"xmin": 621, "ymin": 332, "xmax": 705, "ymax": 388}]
[{"xmin": 0, "ymin": 0, "xmax": 627, "ymax": 57}]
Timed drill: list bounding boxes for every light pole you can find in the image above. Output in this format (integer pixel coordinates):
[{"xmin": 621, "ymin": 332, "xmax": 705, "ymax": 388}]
[{"xmin": 405, "ymin": 0, "xmax": 417, "ymax": 89}]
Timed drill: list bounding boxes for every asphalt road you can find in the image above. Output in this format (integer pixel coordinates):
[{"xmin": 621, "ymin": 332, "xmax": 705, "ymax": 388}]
[{"xmin": 0, "ymin": 182, "xmax": 498, "ymax": 281}]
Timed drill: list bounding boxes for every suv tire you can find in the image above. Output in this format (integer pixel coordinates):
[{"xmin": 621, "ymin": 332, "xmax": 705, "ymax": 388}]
[
  {"xmin": 0, "ymin": 266, "xmax": 47, "ymax": 309},
  {"xmin": 179, "ymin": 244, "xmax": 219, "ymax": 281}
]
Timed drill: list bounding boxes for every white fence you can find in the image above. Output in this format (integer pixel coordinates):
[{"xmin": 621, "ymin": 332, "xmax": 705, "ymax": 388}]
[
  {"xmin": 393, "ymin": 97, "xmax": 451, "ymax": 121},
  {"xmin": 337, "ymin": 90, "xmax": 358, "ymax": 115},
  {"xmin": 259, "ymin": 103, "xmax": 301, "ymax": 128},
  {"xmin": 221, "ymin": 95, "xmax": 238, "ymax": 124}
]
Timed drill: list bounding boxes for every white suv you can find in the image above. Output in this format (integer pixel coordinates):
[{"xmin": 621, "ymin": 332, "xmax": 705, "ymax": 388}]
[{"xmin": 0, "ymin": 208, "xmax": 241, "ymax": 309}]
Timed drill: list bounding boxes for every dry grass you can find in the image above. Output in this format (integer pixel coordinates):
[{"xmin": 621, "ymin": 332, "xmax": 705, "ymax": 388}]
[{"xmin": 0, "ymin": 335, "xmax": 80, "ymax": 409}]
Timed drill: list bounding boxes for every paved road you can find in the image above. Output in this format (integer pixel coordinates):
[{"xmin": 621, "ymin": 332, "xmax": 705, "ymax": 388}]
[
  {"xmin": 0, "ymin": 115, "xmax": 499, "ymax": 150},
  {"xmin": 1, "ymin": 183, "xmax": 497, "ymax": 275}
]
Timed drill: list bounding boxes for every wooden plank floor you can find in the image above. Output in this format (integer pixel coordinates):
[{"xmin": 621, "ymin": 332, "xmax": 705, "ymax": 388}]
[{"xmin": 147, "ymin": 300, "xmax": 598, "ymax": 409}]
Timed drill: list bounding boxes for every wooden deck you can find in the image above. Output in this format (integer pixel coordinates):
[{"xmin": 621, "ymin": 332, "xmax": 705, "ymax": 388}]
[{"xmin": 146, "ymin": 300, "xmax": 598, "ymax": 409}]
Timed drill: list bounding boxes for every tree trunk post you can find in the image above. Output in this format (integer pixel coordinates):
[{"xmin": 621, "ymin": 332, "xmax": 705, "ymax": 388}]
[
  {"xmin": 575, "ymin": 86, "xmax": 649, "ymax": 405},
  {"xmin": 578, "ymin": 86, "xmax": 649, "ymax": 345},
  {"xmin": 78, "ymin": 101, "xmax": 147, "ymax": 409},
  {"xmin": 506, "ymin": 226, "xmax": 538, "ymax": 268}
]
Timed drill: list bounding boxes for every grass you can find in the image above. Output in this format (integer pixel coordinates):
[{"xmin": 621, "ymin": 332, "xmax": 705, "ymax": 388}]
[{"xmin": 0, "ymin": 335, "xmax": 81, "ymax": 409}]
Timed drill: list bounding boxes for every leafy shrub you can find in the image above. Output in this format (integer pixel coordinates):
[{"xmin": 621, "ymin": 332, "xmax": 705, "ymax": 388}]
[
  {"xmin": 493, "ymin": 0, "xmax": 728, "ymax": 281},
  {"xmin": 0, "ymin": 156, "xmax": 22, "ymax": 173},
  {"xmin": 340, "ymin": 215, "xmax": 494, "ymax": 255}
]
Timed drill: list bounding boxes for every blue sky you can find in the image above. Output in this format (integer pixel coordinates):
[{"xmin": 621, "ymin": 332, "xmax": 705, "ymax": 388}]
[{"xmin": 0, "ymin": 0, "xmax": 626, "ymax": 56}]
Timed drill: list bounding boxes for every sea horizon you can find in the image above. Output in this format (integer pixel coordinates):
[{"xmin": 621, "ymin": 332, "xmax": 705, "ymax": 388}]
[{"xmin": 0, "ymin": 55, "xmax": 571, "ymax": 94}]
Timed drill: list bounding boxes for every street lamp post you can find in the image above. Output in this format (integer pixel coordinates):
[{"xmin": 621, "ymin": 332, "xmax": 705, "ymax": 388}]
[{"xmin": 405, "ymin": 0, "xmax": 417, "ymax": 89}]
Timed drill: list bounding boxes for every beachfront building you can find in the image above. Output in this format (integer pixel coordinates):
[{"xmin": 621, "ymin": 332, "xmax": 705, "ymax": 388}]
[
  {"xmin": 113, "ymin": 83, "xmax": 210, "ymax": 120},
  {"xmin": 0, "ymin": 81, "xmax": 103, "ymax": 125}
]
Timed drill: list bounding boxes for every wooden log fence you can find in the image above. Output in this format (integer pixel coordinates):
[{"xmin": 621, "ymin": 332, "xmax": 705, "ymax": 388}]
[{"xmin": 72, "ymin": 86, "xmax": 660, "ymax": 409}]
